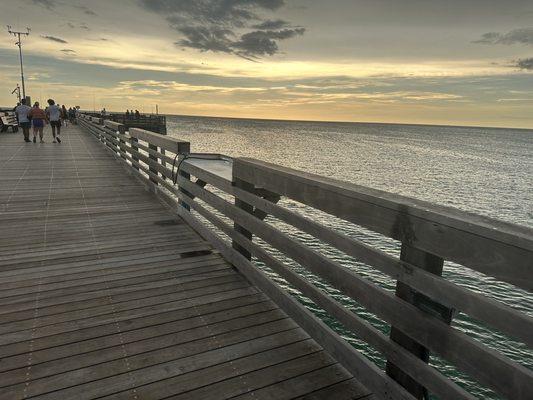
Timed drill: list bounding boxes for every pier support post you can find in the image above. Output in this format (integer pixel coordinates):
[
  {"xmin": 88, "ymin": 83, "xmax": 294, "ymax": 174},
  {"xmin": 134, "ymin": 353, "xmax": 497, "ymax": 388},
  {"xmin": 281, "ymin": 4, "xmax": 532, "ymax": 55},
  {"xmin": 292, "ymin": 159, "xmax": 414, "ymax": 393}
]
[
  {"xmin": 232, "ymin": 178, "xmax": 255, "ymax": 260},
  {"xmin": 386, "ymin": 244, "xmax": 454, "ymax": 399}
]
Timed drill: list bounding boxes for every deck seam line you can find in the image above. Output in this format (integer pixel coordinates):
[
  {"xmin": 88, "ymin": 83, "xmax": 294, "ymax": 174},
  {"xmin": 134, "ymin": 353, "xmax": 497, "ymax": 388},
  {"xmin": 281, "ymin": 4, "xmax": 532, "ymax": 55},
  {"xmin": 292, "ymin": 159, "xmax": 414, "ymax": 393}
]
[
  {"xmin": 22, "ymin": 152, "xmax": 54, "ymax": 398},
  {"xmin": 69, "ymin": 132, "xmax": 139, "ymax": 400},
  {"xmin": 1, "ymin": 164, "xmax": 30, "ymax": 213}
]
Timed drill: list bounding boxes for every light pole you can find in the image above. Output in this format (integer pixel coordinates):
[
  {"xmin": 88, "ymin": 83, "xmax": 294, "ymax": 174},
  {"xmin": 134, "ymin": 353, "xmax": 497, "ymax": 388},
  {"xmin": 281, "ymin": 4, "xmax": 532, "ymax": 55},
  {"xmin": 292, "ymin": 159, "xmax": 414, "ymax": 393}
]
[{"xmin": 7, "ymin": 26, "xmax": 31, "ymax": 100}]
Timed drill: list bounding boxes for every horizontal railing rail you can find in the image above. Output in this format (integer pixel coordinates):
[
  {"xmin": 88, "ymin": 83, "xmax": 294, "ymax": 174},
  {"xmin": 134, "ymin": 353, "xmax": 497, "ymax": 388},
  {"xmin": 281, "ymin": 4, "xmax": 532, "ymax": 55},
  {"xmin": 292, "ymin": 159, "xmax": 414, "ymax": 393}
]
[{"xmin": 78, "ymin": 114, "xmax": 533, "ymax": 400}]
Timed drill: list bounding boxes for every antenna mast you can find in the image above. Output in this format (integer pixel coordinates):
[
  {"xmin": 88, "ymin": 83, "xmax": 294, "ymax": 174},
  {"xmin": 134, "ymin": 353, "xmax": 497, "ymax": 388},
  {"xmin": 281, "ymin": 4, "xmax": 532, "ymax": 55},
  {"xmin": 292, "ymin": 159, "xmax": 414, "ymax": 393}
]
[
  {"xmin": 11, "ymin": 85, "xmax": 21, "ymax": 102},
  {"xmin": 7, "ymin": 26, "xmax": 31, "ymax": 100}
]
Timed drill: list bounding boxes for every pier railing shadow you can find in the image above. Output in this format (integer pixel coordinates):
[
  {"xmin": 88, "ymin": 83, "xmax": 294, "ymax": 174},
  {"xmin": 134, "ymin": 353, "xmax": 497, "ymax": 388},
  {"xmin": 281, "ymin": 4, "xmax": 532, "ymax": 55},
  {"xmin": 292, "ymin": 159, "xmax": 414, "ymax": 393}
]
[{"xmin": 78, "ymin": 114, "xmax": 533, "ymax": 400}]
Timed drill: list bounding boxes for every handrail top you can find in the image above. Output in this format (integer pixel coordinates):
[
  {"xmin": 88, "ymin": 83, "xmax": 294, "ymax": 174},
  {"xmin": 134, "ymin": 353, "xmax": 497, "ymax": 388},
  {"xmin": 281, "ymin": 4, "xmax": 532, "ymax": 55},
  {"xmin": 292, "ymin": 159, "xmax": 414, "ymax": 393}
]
[
  {"xmin": 104, "ymin": 120, "xmax": 124, "ymax": 130},
  {"xmin": 234, "ymin": 157, "xmax": 533, "ymax": 251},
  {"xmin": 128, "ymin": 127, "xmax": 189, "ymax": 153}
]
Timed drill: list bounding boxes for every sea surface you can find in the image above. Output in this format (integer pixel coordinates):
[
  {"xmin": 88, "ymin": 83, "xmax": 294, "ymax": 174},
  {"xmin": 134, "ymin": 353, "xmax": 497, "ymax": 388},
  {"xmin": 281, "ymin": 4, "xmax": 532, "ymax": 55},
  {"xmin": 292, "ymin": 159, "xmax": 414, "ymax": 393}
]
[{"xmin": 167, "ymin": 115, "xmax": 533, "ymax": 399}]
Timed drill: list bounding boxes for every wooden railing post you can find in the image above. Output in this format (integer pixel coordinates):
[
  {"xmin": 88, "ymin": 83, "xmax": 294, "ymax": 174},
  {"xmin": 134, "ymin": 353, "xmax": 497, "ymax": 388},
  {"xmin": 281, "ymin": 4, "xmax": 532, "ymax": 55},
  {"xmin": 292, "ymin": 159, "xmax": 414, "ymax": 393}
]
[
  {"xmin": 386, "ymin": 244, "xmax": 454, "ymax": 399},
  {"xmin": 131, "ymin": 136, "xmax": 139, "ymax": 171},
  {"xmin": 117, "ymin": 124, "xmax": 126, "ymax": 159},
  {"xmin": 177, "ymin": 142, "xmax": 191, "ymax": 211},
  {"xmin": 148, "ymin": 142, "xmax": 159, "ymax": 185},
  {"xmin": 232, "ymin": 177, "xmax": 255, "ymax": 260}
]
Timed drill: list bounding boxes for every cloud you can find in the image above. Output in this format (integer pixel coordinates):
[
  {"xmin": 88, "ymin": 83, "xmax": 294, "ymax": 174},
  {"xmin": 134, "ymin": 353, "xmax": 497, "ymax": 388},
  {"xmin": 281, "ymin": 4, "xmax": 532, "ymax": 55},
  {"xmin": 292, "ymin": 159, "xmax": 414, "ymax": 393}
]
[
  {"xmin": 41, "ymin": 35, "xmax": 68, "ymax": 44},
  {"xmin": 31, "ymin": 0, "xmax": 56, "ymax": 9},
  {"xmin": 140, "ymin": 0, "xmax": 304, "ymax": 59},
  {"xmin": 141, "ymin": 0, "xmax": 285, "ymax": 25},
  {"xmin": 233, "ymin": 28, "xmax": 305, "ymax": 58},
  {"xmin": 75, "ymin": 5, "xmax": 98, "ymax": 16},
  {"xmin": 474, "ymin": 28, "xmax": 533, "ymax": 45},
  {"xmin": 60, "ymin": 49, "xmax": 76, "ymax": 54},
  {"xmin": 175, "ymin": 26, "xmax": 234, "ymax": 54},
  {"xmin": 252, "ymin": 19, "xmax": 290, "ymax": 30},
  {"xmin": 515, "ymin": 58, "xmax": 533, "ymax": 70}
]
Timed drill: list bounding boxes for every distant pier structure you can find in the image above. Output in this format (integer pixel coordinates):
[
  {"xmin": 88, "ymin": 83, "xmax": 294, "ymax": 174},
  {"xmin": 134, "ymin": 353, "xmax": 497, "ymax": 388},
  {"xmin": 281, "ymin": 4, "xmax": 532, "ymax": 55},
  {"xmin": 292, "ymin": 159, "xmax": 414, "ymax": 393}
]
[{"xmin": 85, "ymin": 111, "xmax": 167, "ymax": 135}]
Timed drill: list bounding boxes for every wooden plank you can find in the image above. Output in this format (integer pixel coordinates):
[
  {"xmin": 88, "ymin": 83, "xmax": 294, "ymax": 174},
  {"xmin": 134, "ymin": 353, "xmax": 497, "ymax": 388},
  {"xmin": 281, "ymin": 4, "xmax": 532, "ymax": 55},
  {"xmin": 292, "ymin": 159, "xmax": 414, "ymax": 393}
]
[
  {"xmin": 3, "ymin": 321, "xmax": 301, "ymax": 399},
  {"xmin": 0, "ymin": 308, "xmax": 288, "ymax": 388},
  {"xmin": 172, "ymin": 352, "xmax": 340, "ymax": 400},
  {"xmin": 98, "ymin": 339, "xmax": 321, "ymax": 400},
  {"xmin": 0, "ymin": 293, "xmax": 270, "ymax": 359}
]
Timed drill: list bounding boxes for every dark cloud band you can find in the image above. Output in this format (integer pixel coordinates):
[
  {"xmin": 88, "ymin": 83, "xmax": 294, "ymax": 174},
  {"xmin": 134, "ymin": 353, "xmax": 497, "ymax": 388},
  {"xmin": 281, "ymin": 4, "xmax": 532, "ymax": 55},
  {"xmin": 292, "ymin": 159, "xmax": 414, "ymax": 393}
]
[
  {"xmin": 41, "ymin": 35, "xmax": 68, "ymax": 44},
  {"xmin": 474, "ymin": 28, "xmax": 533, "ymax": 45},
  {"xmin": 139, "ymin": 0, "xmax": 305, "ymax": 59},
  {"xmin": 515, "ymin": 58, "xmax": 533, "ymax": 70}
]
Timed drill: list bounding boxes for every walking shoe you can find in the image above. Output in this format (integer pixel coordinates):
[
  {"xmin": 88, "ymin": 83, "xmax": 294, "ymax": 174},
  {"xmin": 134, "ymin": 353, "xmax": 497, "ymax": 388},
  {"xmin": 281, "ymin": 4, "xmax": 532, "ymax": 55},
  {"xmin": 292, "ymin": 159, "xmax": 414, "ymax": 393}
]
[
  {"xmin": 53, "ymin": 139, "xmax": 57, "ymax": 143},
  {"xmin": 33, "ymin": 137, "xmax": 36, "ymax": 143},
  {"xmin": 57, "ymin": 136, "xmax": 61, "ymax": 143}
]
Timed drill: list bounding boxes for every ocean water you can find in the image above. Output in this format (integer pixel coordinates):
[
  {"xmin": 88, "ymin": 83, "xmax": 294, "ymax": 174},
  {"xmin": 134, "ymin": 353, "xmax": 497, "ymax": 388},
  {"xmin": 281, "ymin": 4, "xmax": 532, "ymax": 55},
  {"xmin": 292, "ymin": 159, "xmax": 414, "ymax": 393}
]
[{"xmin": 167, "ymin": 115, "xmax": 533, "ymax": 399}]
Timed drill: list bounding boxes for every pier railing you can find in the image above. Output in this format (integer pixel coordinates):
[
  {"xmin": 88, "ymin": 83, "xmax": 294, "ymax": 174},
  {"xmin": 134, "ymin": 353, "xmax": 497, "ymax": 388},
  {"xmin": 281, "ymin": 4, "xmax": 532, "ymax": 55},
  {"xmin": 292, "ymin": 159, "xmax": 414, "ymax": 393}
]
[{"xmin": 78, "ymin": 114, "xmax": 533, "ymax": 400}]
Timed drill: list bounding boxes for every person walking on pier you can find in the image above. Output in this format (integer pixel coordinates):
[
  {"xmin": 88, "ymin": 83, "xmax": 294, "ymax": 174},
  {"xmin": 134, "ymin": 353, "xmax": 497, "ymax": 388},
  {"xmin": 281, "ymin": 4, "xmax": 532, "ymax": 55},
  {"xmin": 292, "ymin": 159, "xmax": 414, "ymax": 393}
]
[
  {"xmin": 28, "ymin": 102, "xmax": 47, "ymax": 143},
  {"xmin": 45, "ymin": 99, "xmax": 62, "ymax": 143},
  {"xmin": 68, "ymin": 107, "xmax": 76, "ymax": 123},
  {"xmin": 15, "ymin": 98, "xmax": 32, "ymax": 142},
  {"xmin": 61, "ymin": 105, "xmax": 68, "ymax": 127}
]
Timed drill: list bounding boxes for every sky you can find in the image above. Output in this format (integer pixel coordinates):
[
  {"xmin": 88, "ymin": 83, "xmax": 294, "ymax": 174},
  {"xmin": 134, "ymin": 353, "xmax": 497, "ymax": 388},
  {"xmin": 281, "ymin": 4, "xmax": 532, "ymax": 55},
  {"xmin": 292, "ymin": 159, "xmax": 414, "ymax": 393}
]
[{"xmin": 1, "ymin": 0, "xmax": 533, "ymax": 128}]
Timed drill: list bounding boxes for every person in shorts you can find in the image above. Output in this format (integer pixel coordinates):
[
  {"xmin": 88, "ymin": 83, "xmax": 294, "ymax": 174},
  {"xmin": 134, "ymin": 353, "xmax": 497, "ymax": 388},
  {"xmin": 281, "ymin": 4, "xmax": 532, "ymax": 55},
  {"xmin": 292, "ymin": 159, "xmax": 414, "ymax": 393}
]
[
  {"xmin": 45, "ymin": 99, "xmax": 62, "ymax": 143},
  {"xmin": 28, "ymin": 102, "xmax": 47, "ymax": 143},
  {"xmin": 15, "ymin": 98, "xmax": 32, "ymax": 142}
]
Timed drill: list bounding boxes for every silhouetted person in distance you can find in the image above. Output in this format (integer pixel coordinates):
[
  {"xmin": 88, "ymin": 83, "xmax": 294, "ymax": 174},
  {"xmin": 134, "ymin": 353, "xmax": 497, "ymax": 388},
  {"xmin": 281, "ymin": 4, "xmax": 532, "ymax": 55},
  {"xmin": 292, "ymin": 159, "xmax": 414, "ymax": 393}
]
[
  {"xmin": 61, "ymin": 105, "xmax": 68, "ymax": 127},
  {"xmin": 126, "ymin": 109, "xmax": 130, "ymax": 119},
  {"xmin": 68, "ymin": 107, "xmax": 76, "ymax": 123},
  {"xmin": 101, "ymin": 108, "xmax": 107, "ymax": 117},
  {"xmin": 15, "ymin": 98, "xmax": 31, "ymax": 142},
  {"xmin": 135, "ymin": 110, "xmax": 140, "ymax": 119}
]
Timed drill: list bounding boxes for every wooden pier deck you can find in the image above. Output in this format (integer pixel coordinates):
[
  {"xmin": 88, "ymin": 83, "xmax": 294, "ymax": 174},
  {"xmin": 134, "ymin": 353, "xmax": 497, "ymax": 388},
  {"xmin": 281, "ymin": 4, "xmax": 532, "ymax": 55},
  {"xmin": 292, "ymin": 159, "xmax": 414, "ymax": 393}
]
[{"xmin": 0, "ymin": 126, "xmax": 371, "ymax": 399}]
